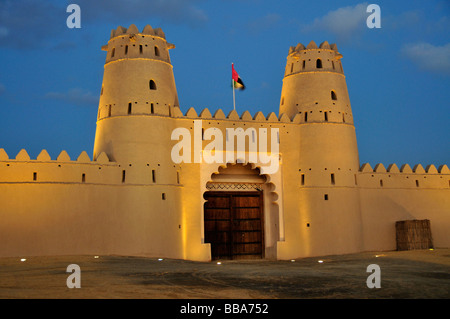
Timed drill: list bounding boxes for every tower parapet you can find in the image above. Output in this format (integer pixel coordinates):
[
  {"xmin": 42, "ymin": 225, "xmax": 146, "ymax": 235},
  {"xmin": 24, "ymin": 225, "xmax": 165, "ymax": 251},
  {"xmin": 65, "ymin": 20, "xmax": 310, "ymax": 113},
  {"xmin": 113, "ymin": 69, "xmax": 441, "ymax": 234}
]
[
  {"xmin": 280, "ymin": 41, "xmax": 352, "ymax": 124},
  {"xmin": 103, "ymin": 25, "xmax": 174, "ymax": 65},
  {"xmin": 286, "ymin": 41, "xmax": 343, "ymax": 75},
  {"xmin": 96, "ymin": 24, "xmax": 178, "ymax": 125}
]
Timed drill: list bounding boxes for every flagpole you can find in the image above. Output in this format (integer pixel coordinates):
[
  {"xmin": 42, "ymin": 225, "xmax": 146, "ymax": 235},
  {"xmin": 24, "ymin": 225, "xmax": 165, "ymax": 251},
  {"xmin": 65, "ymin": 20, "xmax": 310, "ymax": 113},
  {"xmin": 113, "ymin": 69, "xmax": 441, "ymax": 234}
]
[
  {"xmin": 232, "ymin": 63, "xmax": 236, "ymax": 111},
  {"xmin": 233, "ymin": 80, "xmax": 236, "ymax": 111}
]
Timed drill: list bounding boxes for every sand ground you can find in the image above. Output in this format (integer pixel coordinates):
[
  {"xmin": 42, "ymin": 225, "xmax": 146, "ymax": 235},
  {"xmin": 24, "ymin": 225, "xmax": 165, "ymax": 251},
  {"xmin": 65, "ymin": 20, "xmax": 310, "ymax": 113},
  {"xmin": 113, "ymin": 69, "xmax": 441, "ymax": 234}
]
[{"xmin": 0, "ymin": 248, "xmax": 449, "ymax": 299}]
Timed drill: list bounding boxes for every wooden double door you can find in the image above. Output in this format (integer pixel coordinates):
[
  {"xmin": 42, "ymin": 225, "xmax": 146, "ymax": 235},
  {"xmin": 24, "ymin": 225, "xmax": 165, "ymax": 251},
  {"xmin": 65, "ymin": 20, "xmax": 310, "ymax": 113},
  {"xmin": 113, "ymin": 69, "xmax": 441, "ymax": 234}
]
[{"xmin": 204, "ymin": 191, "xmax": 264, "ymax": 260}]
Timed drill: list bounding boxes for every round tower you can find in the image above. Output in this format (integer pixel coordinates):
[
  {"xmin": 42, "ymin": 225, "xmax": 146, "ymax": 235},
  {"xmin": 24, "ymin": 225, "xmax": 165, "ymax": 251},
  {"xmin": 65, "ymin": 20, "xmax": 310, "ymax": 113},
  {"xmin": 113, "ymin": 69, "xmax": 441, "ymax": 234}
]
[
  {"xmin": 278, "ymin": 41, "xmax": 363, "ymax": 257},
  {"xmin": 279, "ymin": 40, "xmax": 359, "ymax": 172},
  {"xmin": 93, "ymin": 24, "xmax": 179, "ymax": 164},
  {"xmin": 91, "ymin": 25, "xmax": 189, "ymax": 260}
]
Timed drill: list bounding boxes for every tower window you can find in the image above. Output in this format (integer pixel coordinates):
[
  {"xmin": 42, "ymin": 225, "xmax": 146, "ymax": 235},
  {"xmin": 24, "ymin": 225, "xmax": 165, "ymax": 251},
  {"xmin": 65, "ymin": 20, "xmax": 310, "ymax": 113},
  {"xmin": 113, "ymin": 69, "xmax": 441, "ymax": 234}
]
[
  {"xmin": 111, "ymin": 48, "xmax": 115, "ymax": 58},
  {"xmin": 149, "ymin": 80, "xmax": 157, "ymax": 90},
  {"xmin": 122, "ymin": 170, "xmax": 126, "ymax": 183},
  {"xmin": 316, "ymin": 59, "xmax": 322, "ymax": 68},
  {"xmin": 324, "ymin": 194, "xmax": 329, "ymax": 200},
  {"xmin": 331, "ymin": 91, "xmax": 337, "ymax": 100},
  {"xmin": 301, "ymin": 174, "xmax": 305, "ymax": 185},
  {"xmin": 154, "ymin": 46, "xmax": 160, "ymax": 56},
  {"xmin": 108, "ymin": 105, "xmax": 112, "ymax": 117},
  {"xmin": 281, "ymin": 97, "xmax": 284, "ymax": 105},
  {"xmin": 82, "ymin": 173, "xmax": 86, "ymax": 183},
  {"xmin": 302, "ymin": 60, "xmax": 305, "ymax": 70},
  {"xmin": 162, "ymin": 193, "xmax": 166, "ymax": 200},
  {"xmin": 128, "ymin": 102, "xmax": 132, "ymax": 114},
  {"xmin": 33, "ymin": 172, "xmax": 37, "ymax": 181},
  {"xmin": 416, "ymin": 180, "xmax": 419, "ymax": 187},
  {"xmin": 151, "ymin": 103, "xmax": 154, "ymax": 113},
  {"xmin": 304, "ymin": 112, "xmax": 308, "ymax": 122},
  {"xmin": 290, "ymin": 63, "xmax": 294, "ymax": 73},
  {"xmin": 125, "ymin": 45, "xmax": 128, "ymax": 55},
  {"xmin": 342, "ymin": 113, "xmax": 345, "ymax": 123},
  {"xmin": 331, "ymin": 173, "xmax": 335, "ymax": 185},
  {"xmin": 139, "ymin": 45, "xmax": 143, "ymax": 54},
  {"xmin": 324, "ymin": 111, "xmax": 328, "ymax": 122},
  {"xmin": 332, "ymin": 61, "xmax": 335, "ymax": 69},
  {"xmin": 152, "ymin": 170, "xmax": 156, "ymax": 183},
  {"xmin": 380, "ymin": 179, "xmax": 383, "ymax": 187}
]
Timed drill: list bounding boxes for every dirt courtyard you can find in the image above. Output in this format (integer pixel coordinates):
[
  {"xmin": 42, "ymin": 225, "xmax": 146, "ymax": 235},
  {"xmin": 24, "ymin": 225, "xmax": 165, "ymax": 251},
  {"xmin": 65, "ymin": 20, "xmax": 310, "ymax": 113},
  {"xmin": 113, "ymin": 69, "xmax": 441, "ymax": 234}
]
[{"xmin": 0, "ymin": 249, "xmax": 449, "ymax": 299}]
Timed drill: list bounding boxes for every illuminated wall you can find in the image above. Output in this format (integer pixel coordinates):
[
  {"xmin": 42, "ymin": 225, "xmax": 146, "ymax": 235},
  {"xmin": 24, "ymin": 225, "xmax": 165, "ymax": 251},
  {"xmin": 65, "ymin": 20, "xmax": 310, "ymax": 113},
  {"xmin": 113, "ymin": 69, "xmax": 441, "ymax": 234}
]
[{"xmin": 0, "ymin": 26, "xmax": 449, "ymax": 261}]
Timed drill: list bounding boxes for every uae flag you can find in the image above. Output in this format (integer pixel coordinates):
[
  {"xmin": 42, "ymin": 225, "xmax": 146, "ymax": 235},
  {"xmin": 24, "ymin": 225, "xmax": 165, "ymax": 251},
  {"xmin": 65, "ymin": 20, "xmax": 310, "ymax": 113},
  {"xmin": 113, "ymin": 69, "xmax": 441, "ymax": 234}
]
[{"xmin": 231, "ymin": 63, "xmax": 245, "ymax": 90}]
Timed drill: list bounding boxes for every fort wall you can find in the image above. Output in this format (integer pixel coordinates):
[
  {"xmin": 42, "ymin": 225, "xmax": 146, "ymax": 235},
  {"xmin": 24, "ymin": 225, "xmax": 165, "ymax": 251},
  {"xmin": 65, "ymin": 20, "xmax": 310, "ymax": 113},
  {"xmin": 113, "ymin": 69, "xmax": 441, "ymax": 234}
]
[
  {"xmin": 357, "ymin": 163, "xmax": 450, "ymax": 251},
  {"xmin": 0, "ymin": 25, "xmax": 448, "ymax": 261}
]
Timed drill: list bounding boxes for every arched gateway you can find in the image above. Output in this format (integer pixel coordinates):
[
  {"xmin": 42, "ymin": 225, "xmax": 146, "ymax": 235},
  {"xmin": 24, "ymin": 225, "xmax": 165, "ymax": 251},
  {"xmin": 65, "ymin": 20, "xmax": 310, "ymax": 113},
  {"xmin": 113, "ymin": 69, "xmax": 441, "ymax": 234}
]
[{"xmin": 203, "ymin": 163, "xmax": 268, "ymax": 260}]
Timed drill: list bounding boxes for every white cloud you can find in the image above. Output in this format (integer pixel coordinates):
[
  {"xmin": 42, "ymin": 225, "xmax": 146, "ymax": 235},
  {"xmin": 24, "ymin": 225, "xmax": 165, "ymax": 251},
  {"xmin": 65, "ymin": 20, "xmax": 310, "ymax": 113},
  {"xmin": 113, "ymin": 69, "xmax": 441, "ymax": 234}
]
[
  {"xmin": 301, "ymin": 3, "xmax": 368, "ymax": 41},
  {"xmin": 45, "ymin": 88, "xmax": 98, "ymax": 106},
  {"xmin": 402, "ymin": 43, "xmax": 450, "ymax": 75}
]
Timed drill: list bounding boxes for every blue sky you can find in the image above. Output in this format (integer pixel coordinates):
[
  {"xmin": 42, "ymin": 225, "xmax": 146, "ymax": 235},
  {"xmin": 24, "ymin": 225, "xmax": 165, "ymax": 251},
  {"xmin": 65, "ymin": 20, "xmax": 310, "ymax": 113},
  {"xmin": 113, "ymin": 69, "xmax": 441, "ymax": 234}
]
[{"xmin": 0, "ymin": 0, "xmax": 449, "ymax": 168}]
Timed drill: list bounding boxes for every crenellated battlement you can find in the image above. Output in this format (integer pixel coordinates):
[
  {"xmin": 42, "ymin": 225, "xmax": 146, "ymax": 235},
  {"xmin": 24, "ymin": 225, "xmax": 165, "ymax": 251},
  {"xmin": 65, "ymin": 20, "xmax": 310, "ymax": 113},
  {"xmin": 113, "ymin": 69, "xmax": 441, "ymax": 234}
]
[
  {"xmin": 170, "ymin": 106, "xmax": 351, "ymax": 124},
  {"xmin": 101, "ymin": 24, "xmax": 175, "ymax": 67},
  {"xmin": 179, "ymin": 106, "xmax": 286, "ymax": 123},
  {"xmin": 359, "ymin": 162, "xmax": 449, "ymax": 174},
  {"xmin": 109, "ymin": 24, "xmax": 167, "ymax": 40},
  {"xmin": 0, "ymin": 148, "xmax": 110, "ymax": 164},
  {"xmin": 288, "ymin": 40, "xmax": 339, "ymax": 54},
  {"xmin": 357, "ymin": 162, "xmax": 450, "ymax": 189},
  {"xmin": 0, "ymin": 148, "xmax": 182, "ymax": 186}
]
